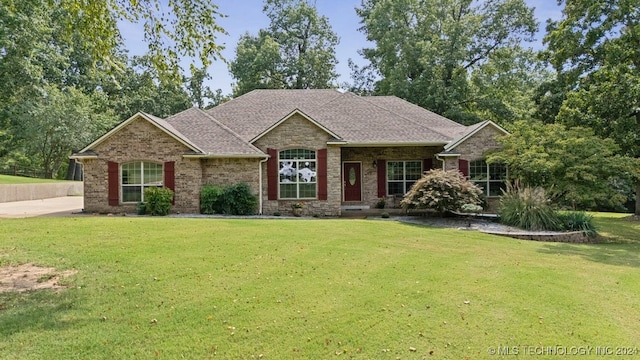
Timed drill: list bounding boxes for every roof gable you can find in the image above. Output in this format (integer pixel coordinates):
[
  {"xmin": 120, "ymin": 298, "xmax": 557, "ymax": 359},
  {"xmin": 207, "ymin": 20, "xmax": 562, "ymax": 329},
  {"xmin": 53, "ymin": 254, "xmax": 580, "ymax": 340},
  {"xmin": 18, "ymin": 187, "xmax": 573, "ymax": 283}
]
[
  {"xmin": 250, "ymin": 109, "xmax": 342, "ymax": 143},
  {"xmin": 77, "ymin": 112, "xmax": 203, "ymax": 154},
  {"xmin": 444, "ymin": 120, "xmax": 509, "ymax": 152}
]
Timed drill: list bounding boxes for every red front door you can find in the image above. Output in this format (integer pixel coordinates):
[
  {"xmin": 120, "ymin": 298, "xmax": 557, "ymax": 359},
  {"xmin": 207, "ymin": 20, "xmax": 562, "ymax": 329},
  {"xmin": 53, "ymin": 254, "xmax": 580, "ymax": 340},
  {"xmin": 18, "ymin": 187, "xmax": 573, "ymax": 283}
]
[{"xmin": 343, "ymin": 162, "xmax": 362, "ymax": 202}]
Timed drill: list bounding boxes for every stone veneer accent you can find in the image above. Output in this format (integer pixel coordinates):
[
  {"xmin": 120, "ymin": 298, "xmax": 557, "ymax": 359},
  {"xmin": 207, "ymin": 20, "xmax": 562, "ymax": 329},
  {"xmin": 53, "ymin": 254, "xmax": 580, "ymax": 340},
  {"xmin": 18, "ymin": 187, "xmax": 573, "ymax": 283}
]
[
  {"xmin": 341, "ymin": 146, "xmax": 442, "ymax": 208},
  {"xmin": 253, "ymin": 113, "xmax": 341, "ymax": 216}
]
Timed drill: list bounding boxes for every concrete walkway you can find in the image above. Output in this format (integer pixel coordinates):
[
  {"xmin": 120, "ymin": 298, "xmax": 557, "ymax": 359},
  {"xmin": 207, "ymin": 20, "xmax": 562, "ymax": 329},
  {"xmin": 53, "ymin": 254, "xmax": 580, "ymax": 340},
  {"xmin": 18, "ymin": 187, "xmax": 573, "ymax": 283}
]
[{"xmin": 0, "ymin": 196, "xmax": 84, "ymax": 218}]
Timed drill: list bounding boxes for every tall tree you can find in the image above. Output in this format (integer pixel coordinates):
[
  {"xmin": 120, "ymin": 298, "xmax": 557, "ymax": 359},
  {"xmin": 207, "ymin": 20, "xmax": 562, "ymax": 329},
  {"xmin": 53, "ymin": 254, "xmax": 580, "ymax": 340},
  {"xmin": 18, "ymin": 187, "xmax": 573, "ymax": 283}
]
[
  {"xmin": 544, "ymin": 0, "xmax": 640, "ymax": 214},
  {"xmin": 229, "ymin": 0, "xmax": 339, "ymax": 96},
  {"xmin": 355, "ymin": 0, "xmax": 539, "ymax": 125}
]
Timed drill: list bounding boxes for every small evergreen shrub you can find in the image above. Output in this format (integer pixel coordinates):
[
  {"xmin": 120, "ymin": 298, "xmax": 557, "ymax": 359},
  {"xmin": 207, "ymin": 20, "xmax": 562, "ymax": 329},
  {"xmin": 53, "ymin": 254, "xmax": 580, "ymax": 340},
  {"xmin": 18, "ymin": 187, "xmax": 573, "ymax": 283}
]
[
  {"xmin": 375, "ymin": 198, "xmax": 386, "ymax": 209},
  {"xmin": 498, "ymin": 184, "xmax": 562, "ymax": 231},
  {"xmin": 200, "ymin": 185, "xmax": 224, "ymax": 214},
  {"xmin": 144, "ymin": 187, "xmax": 174, "ymax": 216},
  {"xmin": 400, "ymin": 169, "xmax": 483, "ymax": 215},
  {"xmin": 220, "ymin": 183, "xmax": 258, "ymax": 215},
  {"xmin": 558, "ymin": 211, "xmax": 598, "ymax": 236},
  {"xmin": 199, "ymin": 183, "xmax": 257, "ymax": 215}
]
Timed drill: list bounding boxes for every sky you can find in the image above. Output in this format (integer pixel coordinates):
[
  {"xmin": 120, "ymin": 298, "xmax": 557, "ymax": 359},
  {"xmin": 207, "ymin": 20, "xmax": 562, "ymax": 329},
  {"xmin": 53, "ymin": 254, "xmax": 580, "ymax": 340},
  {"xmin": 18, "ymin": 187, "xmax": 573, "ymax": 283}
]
[{"xmin": 120, "ymin": 0, "xmax": 563, "ymax": 95}]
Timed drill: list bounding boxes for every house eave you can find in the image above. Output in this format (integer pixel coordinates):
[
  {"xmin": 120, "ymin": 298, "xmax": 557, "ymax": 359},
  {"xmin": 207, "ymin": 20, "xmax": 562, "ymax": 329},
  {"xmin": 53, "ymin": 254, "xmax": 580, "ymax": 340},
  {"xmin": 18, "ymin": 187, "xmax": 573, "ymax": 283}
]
[
  {"xmin": 182, "ymin": 153, "xmax": 269, "ymax": 159},
  {"xmin": 328, "ymin": 141, "xmax": 448, "ymax": 147}
]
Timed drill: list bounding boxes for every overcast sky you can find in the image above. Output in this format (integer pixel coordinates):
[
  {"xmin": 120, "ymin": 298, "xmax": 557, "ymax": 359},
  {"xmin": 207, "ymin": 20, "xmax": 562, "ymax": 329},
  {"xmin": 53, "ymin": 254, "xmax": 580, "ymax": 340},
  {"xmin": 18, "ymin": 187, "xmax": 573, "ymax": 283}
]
[{"xmin": 119, "ymin": 0, "xmax": 563, "ymax": 95}]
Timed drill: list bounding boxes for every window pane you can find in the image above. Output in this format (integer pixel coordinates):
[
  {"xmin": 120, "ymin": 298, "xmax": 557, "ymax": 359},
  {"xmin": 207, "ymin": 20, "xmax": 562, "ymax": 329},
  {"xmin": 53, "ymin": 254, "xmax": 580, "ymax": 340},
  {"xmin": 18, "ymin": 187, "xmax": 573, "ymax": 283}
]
[
  {"xmin": 489, "ymin": 181, "xmax": 506, "ymax": 197},
  {"xmin": 122, "ymin": 186, "xmax": 142, "ymax": 202},
  {"xmin": 299, "ymin": 183, "xmax": 316, "ymax": 198},
  {"xmin": 297, "ymin": 161, "xmax": 316, "ymax": 183},
  {"xmin": 405, "ymin": 161, "xmax": 422, "ymax": 180},
  {"xmin": 279, "ymin": 161, "xmax": 297, "ymax": 183},
  {"xmin": 387, "ymin": 182, "xmax": 404, "ymax": 195},
  {"xmin": 387, "ymin": 162, "xmax": 403, "ymax": 181},
  {"xmin": 280, "ymin": 183, "xmax": 297, "ymax": 199},
  {"xmin": 122, "ymin": 162, "xmax": 141, "ymax": 185},
  {"xmin": 143, "ymin": 162, "xmax": 163, "ymax": 185},
  {"xmin": 489, "ymin": 163, "xmax": 507, "ymax": 180},
  {"xmin": 280, "ymin": 149, "xmax": 315, "ymax": 160},
  {"xmin": 470, "ymin": 160, "xmax": 488, "ymax": 181},
  {"xmin": 405, "ymin": 181, "xmax": 417, "ymax": 193}
]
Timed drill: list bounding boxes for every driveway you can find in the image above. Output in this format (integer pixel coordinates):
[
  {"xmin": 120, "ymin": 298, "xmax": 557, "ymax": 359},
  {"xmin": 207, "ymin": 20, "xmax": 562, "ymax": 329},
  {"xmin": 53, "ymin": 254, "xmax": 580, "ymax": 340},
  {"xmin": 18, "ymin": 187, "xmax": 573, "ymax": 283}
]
[{"xmin": 0, "ymin": 196, "xmax": 84, "ymax": 218}]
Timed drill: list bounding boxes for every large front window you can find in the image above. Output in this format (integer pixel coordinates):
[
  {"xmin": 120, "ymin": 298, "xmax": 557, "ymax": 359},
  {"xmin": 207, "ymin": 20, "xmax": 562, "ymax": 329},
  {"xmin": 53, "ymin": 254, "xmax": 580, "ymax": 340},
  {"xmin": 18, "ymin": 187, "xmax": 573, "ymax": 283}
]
[
  {"xmin": 121, "ymin": 162, "xmax": 163, "ymax": 203},
  {"xmin": 470, "ymin": 160, "xmax": 507, "ymax": 197},
  {"xmin": 387, "ymin": 160, "xmax": 422, "ymax": 195},
  {"xmin": 279, "ymin": 149, "xmax": 317, "ymax": 199}
]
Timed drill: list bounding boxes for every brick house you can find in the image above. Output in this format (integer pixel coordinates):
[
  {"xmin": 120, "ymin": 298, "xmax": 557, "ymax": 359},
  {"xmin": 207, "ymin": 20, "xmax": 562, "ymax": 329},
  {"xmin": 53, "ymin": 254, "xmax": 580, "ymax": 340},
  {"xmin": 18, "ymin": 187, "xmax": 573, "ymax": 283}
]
[{"xmin": 71, "ymin": 89, "xmax": 508, "ymax": 216}]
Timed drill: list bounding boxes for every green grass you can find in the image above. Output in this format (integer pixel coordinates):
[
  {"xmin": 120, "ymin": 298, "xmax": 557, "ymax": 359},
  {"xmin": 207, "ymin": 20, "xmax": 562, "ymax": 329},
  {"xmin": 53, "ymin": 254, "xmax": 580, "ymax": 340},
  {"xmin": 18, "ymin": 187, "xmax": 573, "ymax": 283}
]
[
  {"xmin": 0, "ymin": 175, "xmax": 67, "ymax": 184},
  {"xmin": 0, "ymin": 215, "xmax": 639, "ymax": 359}
]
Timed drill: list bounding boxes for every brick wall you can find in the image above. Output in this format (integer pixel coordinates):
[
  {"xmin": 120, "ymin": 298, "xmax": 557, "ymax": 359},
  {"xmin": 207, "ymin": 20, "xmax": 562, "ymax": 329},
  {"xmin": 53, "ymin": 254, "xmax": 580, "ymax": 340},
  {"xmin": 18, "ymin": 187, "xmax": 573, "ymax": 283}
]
[
  {"xmin": 253, "ymin": 113, "xmax": 341, "ymax": 216},
  {"xmin": 201, "ymin": 158, "xmax": 261, "ymax": 195},
  {"xmin": 342, "ymin": 146, "xmax": 443, "ymax": 208},
  {"xmin": 83, "ymin": 117, "xmax": 202, "ymax": 213}
]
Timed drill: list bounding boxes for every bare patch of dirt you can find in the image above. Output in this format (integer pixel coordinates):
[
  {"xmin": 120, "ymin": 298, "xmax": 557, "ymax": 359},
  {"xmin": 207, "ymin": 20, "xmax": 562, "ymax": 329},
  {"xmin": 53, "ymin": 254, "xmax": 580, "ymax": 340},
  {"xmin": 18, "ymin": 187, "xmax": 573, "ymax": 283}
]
[{"xmin": 0, "ymin": 263, "xmax": 76, "ymax": 293}]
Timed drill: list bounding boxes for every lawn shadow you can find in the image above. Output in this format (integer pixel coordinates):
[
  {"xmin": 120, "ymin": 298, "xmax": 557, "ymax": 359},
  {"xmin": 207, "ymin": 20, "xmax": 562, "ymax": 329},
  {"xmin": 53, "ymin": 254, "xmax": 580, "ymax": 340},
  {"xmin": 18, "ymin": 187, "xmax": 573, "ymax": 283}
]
[
  {"xmin": 537, "ymin": 242, "xmax": 640, "ymax": 268},
  {"xmin": 0, "ymin": 289, "xmax": 83, "ymax": 337}
]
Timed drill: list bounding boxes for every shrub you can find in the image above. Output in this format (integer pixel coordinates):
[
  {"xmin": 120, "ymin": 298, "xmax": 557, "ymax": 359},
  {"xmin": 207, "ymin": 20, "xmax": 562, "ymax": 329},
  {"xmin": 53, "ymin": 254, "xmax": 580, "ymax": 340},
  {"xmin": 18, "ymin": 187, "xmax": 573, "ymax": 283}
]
[
  {"xmin": 498, "ymin": 184, "xmax": 561, "ymax": 231},
  {"xmin": 200, "ymin": 183, "xmax": 257, "ymax": 215},
  {"xmin": 144, "ymin": 187, "xmax": 174, "ymax": 216},
  {"xmin": 375, "ymin": 198, "xmax": 386, "ymax": 209},
  {"xmin": 220, "ymin": 183, "xmax": 258, "ymax": 215},
  {"xmin": 400, "ymin": 169, "xmax": 483, "ymax": 215},
  {"xmin": 558, "ymin": 211, "xmax": 598, "ymax": 236},
  {"xmin": 200, "ymin": 185, "xmax": 224, "ymax": 214}
]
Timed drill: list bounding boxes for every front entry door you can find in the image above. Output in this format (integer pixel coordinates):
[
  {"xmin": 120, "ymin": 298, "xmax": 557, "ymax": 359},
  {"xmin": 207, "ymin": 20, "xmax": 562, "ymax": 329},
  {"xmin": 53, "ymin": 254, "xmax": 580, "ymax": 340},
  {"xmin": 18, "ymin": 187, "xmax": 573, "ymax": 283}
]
[{"xmin": 343, "ymin": 162, "xmax": 362, "ymax": 202}]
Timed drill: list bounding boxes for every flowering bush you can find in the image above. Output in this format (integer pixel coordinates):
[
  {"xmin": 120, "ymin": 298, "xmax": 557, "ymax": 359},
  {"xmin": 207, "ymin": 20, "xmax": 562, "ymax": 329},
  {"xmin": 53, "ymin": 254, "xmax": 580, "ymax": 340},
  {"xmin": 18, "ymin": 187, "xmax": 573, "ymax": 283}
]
[
  {"xmin": 400, "ymin": 169, "xmax": 483, "ymax": 215},
  {"xmin": 292, "ymin": 202, "xmax": 305, "ymax": 209}
]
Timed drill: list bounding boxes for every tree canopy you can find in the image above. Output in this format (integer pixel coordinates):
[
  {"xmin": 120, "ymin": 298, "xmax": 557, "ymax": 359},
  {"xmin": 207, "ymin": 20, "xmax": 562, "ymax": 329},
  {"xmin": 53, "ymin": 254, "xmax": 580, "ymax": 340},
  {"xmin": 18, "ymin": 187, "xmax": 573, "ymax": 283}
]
[
  {"xmin": 229, "ymin": 0, "xmax": 339, "ymax": 96},
  {"xmin": 355, "ymin": 0, "xmax": 541, "ymax": 125},
  {"xmin": 541, "ymin": 0, "xmax": 640, "ymax": 213}
]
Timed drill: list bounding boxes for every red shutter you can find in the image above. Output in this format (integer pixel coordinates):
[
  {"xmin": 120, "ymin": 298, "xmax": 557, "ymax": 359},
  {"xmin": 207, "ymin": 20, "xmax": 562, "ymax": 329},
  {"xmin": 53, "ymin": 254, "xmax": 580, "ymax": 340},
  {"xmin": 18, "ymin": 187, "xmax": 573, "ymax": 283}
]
[
  {"xmin": 377, "ymin": 159, "xmax": 386, "ymax": 198},
  {"xmin": 108, "ymin": 161, "xmax": 119, "ymax": 206},
  {"xmin": 164, "ymin": 161, "xmax": 175, "ymax": 204},
  {"xmin": 423, "ymin": 158, "xmax": 433, "ymax": 174},
  {"xmin": 317, "ymin": 149, "xmax": 327, "ymax": 200},
  {"xmin": 267, "ymin": 148, "xmax": 278, "ymax": 200},
  {"xmin": 458, "ymin": 159, "xmax": 469, "ymax": 178}
]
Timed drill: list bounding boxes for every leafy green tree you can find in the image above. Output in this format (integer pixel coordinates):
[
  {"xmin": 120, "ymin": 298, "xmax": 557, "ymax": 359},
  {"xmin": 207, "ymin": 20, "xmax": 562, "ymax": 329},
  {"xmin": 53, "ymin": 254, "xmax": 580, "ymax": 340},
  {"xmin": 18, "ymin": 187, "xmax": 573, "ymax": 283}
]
[
  {"xmin": 355, "ymin": 0, "xmax": 540, "ymax": 125},
  {"xmin": 487, "ymin": 121, "xmax": 637, "ymax": 211},
  {"xmin": 543, "ymin": 0, "xmax": 640, "ymax": 214},
  {"xmin": 13, "ymin": 85, "xmax": 118, "ymax": 178},
  {"xmin": 229, "ymin": 0, "xmax": 339, "ymax": 96}
]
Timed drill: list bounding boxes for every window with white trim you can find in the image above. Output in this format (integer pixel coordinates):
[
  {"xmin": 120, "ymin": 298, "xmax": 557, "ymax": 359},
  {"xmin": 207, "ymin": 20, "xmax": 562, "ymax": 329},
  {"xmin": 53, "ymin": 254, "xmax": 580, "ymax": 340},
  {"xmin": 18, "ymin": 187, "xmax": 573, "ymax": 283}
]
[
  {"xmin": 121, "ymin": 161, "xmax": 163, "ymax": 203},
  {"xmin": 279, "ymin": 149, "xmax": 317, "ymax": 199},
  {"xmin": 469, "ymin": 160, "xmax": 507, "ymax": 197},
  {"xmin": 387, "ymin": 160, "xmax": 422, "ymax": 195}
]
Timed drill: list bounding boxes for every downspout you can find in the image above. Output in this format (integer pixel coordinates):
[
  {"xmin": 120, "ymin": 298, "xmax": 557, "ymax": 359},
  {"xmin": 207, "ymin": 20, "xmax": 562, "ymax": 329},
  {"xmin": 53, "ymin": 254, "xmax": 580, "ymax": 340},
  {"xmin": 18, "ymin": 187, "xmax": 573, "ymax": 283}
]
[
  {"xmin": 258, "ymin": 157, "xmax": 269, "ymax": 215},
  {"xmin": 435, "ymin": 155, "xmax": 446, "ymax": 170}
]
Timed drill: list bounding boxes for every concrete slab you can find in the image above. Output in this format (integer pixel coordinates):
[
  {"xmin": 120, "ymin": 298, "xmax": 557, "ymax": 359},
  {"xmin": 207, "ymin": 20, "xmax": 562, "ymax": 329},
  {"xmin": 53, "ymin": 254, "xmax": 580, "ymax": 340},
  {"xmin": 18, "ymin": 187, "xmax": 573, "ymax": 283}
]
[{"xmin": 0, "ymin": 196, "xmax": 84, "ymax": 218}]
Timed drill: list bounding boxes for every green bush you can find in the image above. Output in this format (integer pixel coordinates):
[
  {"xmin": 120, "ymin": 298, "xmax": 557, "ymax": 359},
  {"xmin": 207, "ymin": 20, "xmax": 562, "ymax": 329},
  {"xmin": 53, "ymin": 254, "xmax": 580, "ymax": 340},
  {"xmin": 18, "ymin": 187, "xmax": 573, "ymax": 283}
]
[
  {"xmin": 200, "ymin": 185, "xmax": 224, "ymax": 214},
  {"xmin": 558, "ymin": 211, "xmax": 598, "ymax": 236},
  {"xmin": 200, "ymin": 183, "xmax": 258, "ymax": 215},
  {"xmin": 144, "ymin": 187, "xmax": 174, "ymax": 216},
  {"xmin": 400, "ymin": 169, "xmax": 483, "ymax": 215},
  {"xmin": 498, "ymin": 184, "xmax": 561, "ymax": 231},
  {"xmin": 220, "ymin": 183, "xmax": 258, "ymax": 215}
]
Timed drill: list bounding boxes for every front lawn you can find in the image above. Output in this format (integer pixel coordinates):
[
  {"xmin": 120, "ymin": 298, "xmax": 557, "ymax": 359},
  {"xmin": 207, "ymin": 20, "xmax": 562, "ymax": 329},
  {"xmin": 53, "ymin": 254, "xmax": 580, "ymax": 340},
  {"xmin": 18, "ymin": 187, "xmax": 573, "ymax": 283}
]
[{"xmin": 0, "ymin": 215, "xmax": 638, "ymax": 359}]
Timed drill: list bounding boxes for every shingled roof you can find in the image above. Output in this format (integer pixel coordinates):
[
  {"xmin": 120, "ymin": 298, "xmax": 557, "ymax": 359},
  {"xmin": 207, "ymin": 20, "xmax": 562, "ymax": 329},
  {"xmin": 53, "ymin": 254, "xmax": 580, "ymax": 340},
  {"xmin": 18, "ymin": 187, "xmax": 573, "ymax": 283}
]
[
  {"xmin": 74, "ymin": 89, "xmax": 499, "ymax": 159},
  {"xmin": 207, "ymin": 89, "xmax": 470, "ymax": 145}
]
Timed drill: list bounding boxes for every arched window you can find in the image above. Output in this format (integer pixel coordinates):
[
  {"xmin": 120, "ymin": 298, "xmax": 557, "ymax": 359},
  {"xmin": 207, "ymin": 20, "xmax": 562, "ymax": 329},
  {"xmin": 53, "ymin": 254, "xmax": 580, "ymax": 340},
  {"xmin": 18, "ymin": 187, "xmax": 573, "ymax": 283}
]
[
  {"xmin": 279, "ymin": 149, "xmax": 316, "ymax": 199},
  {"xmin": 121, "ymin": 162, "xmax": 163, "ymax": 203}
]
